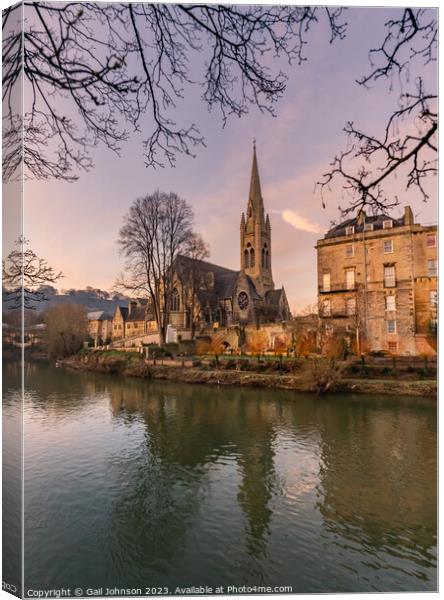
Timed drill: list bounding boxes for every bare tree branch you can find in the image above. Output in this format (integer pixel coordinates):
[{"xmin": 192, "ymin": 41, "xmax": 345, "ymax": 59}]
[
  {"xmin": 318, "ymin": 8, "xmax": 437, "ymax": 215},
  {"xmin": 3, "ymin": 3, "xmax": 346, "ymax": 181},
  {"xmin": 2, "ymin": 237, "xmax": 64, "ymax": 309}
]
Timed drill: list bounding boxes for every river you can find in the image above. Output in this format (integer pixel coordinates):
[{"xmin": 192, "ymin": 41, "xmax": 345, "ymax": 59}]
[{"xmin": 3, "ymin": 362, "xmax": 437, "ymax": 594}]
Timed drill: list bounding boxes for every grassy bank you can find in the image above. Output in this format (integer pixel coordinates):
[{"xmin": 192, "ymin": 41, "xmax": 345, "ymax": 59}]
[{"xmin": 60, "ymin": 350, "xmax": 437, "ymax": 397}]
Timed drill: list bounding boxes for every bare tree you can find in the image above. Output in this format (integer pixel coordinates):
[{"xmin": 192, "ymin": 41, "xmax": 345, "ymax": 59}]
[
  {"xmin": 116, "ymin": 190, "xmax": 194, "ymax": 344},
  {"xmin": 42, "ymin": 303, "xmax": 88, "ymax": 358},
  {"xmin": 310, "ymin": 356, "xmax": 343, "ymax": 394},
  {"xmin": 180, "ymin": 233, "xmax": 210, "ymax": 339},
  {"xmin": 2, "ymin": 237, "xmax": 63, "ymax": 309},
  {"xmin": 319, "ymin": 8, "xmax": 437, "ymax": 215},
  {"xmin": 2, "ymin": 3, "xmax": 346, "ymax": 182}
]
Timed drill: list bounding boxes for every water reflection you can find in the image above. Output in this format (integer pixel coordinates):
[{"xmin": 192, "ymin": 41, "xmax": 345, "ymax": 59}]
[
  {"xmin": 4, "ymin": 362, "xmax": 436, "ymax": 592},
  {"xmin": 315, "ymin": 401, "xmax": 436, "ymax": 590},
  {"xmin": 108, "ymin": 381, "xmax": 281, "ymax": 571}
]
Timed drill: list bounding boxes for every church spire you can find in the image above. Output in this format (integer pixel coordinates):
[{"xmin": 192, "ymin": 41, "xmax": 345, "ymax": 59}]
[
  {"xmin": 240, "ymin": 141, "xmax": 274, "ymax": 294},
  {"xmin": 248, "ymin": 139, "xmax": 264, "ymax": 214}
]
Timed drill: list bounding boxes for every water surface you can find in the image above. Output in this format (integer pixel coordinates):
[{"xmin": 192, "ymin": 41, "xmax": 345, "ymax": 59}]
[{"xmin": 3, "ymin": 362, "xmax": 437, "ymax": 593}]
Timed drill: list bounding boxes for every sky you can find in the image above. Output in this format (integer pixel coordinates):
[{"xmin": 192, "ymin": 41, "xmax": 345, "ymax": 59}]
[{"xmin": 20, "ymin": 5, "xmax": 437, "ymax": 314}]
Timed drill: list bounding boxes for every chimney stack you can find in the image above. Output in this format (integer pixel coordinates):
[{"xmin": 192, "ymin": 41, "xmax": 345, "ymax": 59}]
[
  {"xmin": 404, "ymin": 205, "xmax": 414, "ymax": 226},
  {"xmin": 129, "ymin": 300, "xmax": 137, "ymax": 315},
  {"xmin": 357, "ymin": 209, "xmax": 366, "ymax": 225}
]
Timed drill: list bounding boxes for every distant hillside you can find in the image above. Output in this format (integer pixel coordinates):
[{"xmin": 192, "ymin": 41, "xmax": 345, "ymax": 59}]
[{"xmin": 32, "ymin": 287, "xmax": 131, "ymax": 315}]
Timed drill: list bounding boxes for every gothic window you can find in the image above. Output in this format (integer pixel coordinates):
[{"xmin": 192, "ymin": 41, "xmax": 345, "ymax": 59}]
[
  {"xmin": 262, "ymin": 243, "xmax": 268, "ymax": 268},
  {"xmin": 245, "ymin": 242, "xmax": 252, "ymax": 268},
  {"xmin": 250, "ymin": 248, "xmax": 255, "ymax": 267},
  {"xmin": 263, "ymin": 243, "xmax": 269, "ymax": 268},
  {"xmin": 171, "ymin": 288, "xmax": 180, "ymax": 311}
]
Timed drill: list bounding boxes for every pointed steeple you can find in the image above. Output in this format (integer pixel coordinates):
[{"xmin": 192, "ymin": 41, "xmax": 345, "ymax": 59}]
[
  {"xmin": 248, "ymin": 139, "xmax": 264, "ymax": 214},
  {"xmin": 240, "ymin": 141, "xmax": 274, "ymax": 294}
]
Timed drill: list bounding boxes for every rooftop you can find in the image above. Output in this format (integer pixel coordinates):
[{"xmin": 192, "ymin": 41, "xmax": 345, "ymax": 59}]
[{"xmin": 322, "ymin": 205, "xmax": 437, "ymax": 241}]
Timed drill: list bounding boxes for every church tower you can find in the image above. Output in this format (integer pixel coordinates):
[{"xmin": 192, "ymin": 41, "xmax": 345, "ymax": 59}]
[{"xmin": 240, "ymin": 142, "xmax": 274, "ymax": 296}]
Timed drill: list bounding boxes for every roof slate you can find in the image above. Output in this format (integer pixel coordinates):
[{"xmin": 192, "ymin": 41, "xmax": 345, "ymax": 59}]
[
  {"xmin": 117, "ymin": 306, "xmax": 129, "ymax": 320},
  {"xmin": 127, "ymin": 305, "xmax": 148, "ymax": 322},
  {"xmin": 87, "ymin": 310, "xmax": 112, "ymax": 321},
  {"xmin": 265, "ymin": 289, "xmax": 283, "ymax": 305},
  {"xmin": 175, "ymin": 255, "xmax": 236, "ymax": 278},
  {"xmin": 324, "ymin": 213, "xmax": 405, "ymax": 239}
]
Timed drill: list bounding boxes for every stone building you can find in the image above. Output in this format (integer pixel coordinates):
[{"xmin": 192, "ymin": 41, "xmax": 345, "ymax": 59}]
[
  {"xmin": 87, "ymin": 310, "xmax": 113, "ymax": 344},
  {"xmin": 316, "ymin": 206, "xmax": 437, "ymax": 356},
  {"xmin": 111, "ymin": 299, "xmax": 157, "ymax": 341},
  {"xmin": 112, "ymin": 145, "xmax": 291, "ymax": 342}
]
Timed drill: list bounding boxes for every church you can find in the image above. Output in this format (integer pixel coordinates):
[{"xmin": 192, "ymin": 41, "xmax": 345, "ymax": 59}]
[
  {"xmin": 111, "ymin": 145, "xmax": 291, "ymax": 342},
  {"xmin": 168, "ymin": 144, "xmax": 291, "ymax": 332}
]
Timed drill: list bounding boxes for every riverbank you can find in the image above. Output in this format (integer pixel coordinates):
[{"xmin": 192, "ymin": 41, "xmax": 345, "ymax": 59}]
[{"xmin": 61, "ymin": 352, "xmax": 437, "ymax": 397}]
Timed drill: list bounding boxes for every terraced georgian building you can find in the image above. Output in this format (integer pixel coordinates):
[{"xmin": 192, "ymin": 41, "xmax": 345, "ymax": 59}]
[{"xmin": 316, "ymin": 206, "xmax": 437, "ymax": 356}]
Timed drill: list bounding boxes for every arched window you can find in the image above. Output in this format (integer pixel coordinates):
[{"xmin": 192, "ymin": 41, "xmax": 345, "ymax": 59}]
[
  {"xmin": 262, "ymin": 243, "xmax": 268, "ymax": 268},
  {"xmin": 244, "ymin": 248, "xmax": 249, "ymax": 268},
  {"xmin": 250, "ymin": 248, "xmax": 255, "ymax": 267},
  {"xmin": 214, "ymin": 308, "xmax": 223, "ymax": 325},
  {"xmin": 171, "ymin": 288, "xmax": 180, "ymax": 312}
]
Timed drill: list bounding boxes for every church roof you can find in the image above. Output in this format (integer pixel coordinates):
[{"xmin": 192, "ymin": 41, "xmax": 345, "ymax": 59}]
[
  {"xmin": 265, "ymin": 289, "xmax": 284, "ymax": 305},
  {"xmin": 175, "ymin": 253, "xmax": 265, "ymax": 308},
  {"xmin": 174, "ymin": 255, "xmax": 240, "ymax": 308},
  {"xmin": 245, "ymin": 276, "xmax": 262, "ymax": 301},
  {"xmin": 214, "ymin": 271, "xmax": 240, "ymax": 299},
  {"xmin": 194, "ymin": 271, "xmax": 241, "ymax": 309},
  {"xmin": 174, "ymin": 254, "xmax": 236, "ymax": 278}
]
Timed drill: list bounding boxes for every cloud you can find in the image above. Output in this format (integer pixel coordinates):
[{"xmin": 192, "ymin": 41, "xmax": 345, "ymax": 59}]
[{"xmin": 280, "ymin": 210, "xmax": 323, "ymax": 234}]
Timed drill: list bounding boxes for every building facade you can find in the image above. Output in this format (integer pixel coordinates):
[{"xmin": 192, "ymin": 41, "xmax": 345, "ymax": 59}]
[{"xmin": 316, "ymin": 206, "xmax": 437, "ymax": 356}]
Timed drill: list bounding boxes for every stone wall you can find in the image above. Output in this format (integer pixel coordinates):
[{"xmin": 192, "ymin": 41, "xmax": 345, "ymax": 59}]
[{"xmin": 209, "ymin": 322, "xmax": 291, "ymax": 352}]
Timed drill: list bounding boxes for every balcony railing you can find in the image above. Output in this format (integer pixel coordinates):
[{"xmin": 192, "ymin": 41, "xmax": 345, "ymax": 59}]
[
  {"xmin": 319, "ymin": 282, "xmax": 357, "ymax": 294},
  {"xmin": 320, "ymin": 311, "xmax": 354, "ymax": 319}
]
